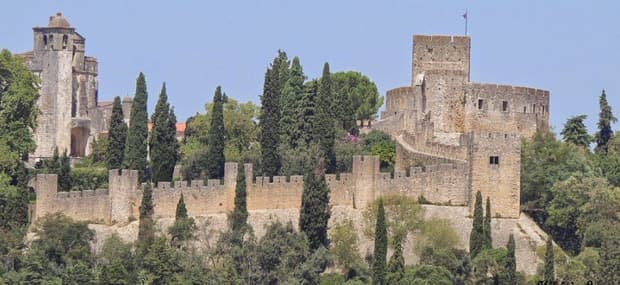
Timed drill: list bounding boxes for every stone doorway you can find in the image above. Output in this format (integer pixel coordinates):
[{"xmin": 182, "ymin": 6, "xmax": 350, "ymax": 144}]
[{"xmin": 70, "ymin": 127, "xmax": 89, "ymax": 157}]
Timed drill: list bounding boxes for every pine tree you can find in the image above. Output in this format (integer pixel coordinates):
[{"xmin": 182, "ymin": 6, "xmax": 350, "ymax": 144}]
[
  {"xmin": 561, "ymin": 115, "xmax": 590, "ymax": 147},
  {"xmin": 205, "ymin": 86, "xmax": 226, "ymax": 179},
  {"xmin": 280, "ymin": 56, "xmax": 306, "ymax": 148},
  {"xmin": 299, "ymin": 159, "xmax": 331, "ymax": 251},
  {"xmin": 259, "ymin": 51, "xmax": 289, "ymax": 176},
  {"xmin": 99, "ymin": 258, "xmax": 129, "ymax": 285},
  {"xmin": 504, "ymin": 234, "xmax": 516, "ymax": 285},
  {"xmin": 595, "ymin": 90, "xmax": 617, "ymax": 153},
  {"xmin": 372, "ymin": 199, "xmax": 388, "ymax": 285},
  {"xmin": 124, "ymin": 73, "xmax": 149, "ymax": 182},
  {"xmin": 231, "ymin": 163, "xmax": 248, "ymax": 244},
  {"xmin": 58, "ymin": 149, "xmax": 71, "ymax": 191},
  {"xmin": 313, "ymin": 63, "xmax": 336, "ymax": 172},
  {"xmin": 149, "ymin": 83, "xmax": 179, "ymax": 183},
  {"xmin": 483, "ymin": 197, "xmax": 492, "ymax": 249},
  {"xmin": 106, "ymin": 96, "xmax": 127, "ymax": 170},
  {"xmin": 169, "ymin": 193, "xmax": 195, "ymax": 247},
  {"xmin": 137, "ymin": 181, "xmax": 155, "ymax": 256},
  {"xmin": 469, "ymin": 191, "xmax": 484, "ymax": 258},
  {"xmin": 543, "ymin": 237, "xmax": 555, "ymax": 282}
]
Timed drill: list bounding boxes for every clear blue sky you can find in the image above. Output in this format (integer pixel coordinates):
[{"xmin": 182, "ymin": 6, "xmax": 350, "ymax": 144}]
[{"xmin": 1, "ymin": 1, "xmax": 619, "ymax": 133}]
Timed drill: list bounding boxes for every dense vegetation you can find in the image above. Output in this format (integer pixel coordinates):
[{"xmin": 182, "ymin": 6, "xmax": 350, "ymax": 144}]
[{"xmin": 1, "ymin": 47, "xmax": 619, "ymax": 284}]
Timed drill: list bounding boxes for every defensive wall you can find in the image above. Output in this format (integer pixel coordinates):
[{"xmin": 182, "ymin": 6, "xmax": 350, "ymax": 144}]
[{"xmin": 32, "ymin": 155, "xmax": 471, "ymax": 225}]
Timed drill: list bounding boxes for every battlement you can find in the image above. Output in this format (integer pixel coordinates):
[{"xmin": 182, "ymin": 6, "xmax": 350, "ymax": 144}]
[{"xmin": 413, "ymin": 35, "xmax": 470, "ymax": 47}]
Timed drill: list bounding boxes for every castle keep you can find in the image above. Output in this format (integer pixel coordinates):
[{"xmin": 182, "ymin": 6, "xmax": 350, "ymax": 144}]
[
  {"xmin": 374, "ymin": 35, "xmax": 550, "ymax": 218},
  {"xmin": 19, "ymin": 13, "xmax": 132, "ymax": 160}
]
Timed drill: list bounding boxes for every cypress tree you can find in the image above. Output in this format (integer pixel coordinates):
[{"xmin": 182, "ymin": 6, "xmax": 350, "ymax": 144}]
[
  {"xmin": 138, "ymin": 181, "xmax": 155, "ymax": 256},
  {"xmin": 106, "ymin": 96, "xmax": 127, "ymax": 170},
  {"xmin": 595, "ymin": 90, "xmax": 617, "ymax": 153},
  {"xmin": 259, "ymin": 51, "xmax": 289, "ymax": 176},
  {"xmin": 299, "ymin": 159, "xmax": 331, "ymax": 251},
  {"xmin": 469, "ymin": 191, "xmax": 484, "ymax": 258},
  {"xmin": 231, "ymin": 163, "xmax": 248, "ymax": 244},
  {"xmin": 205, "ymin": 86, "xmax": 226, "ymax": 179},
  {"xmin": 149, "ymin": 83, "xmax": 179, "ymax": 183},
  {"xmin": 483, "ymin": 197, "xmax": 492, "ymax": 249},
  {"xmin": 176, "ymin": 193, "xmax": 188, "ymax": 219},
  {"xmin": 504, "ymin": 234, "xmax": 516, "ymax": 285},
  {"xmin": 372, "ymin": 199, "xmax": 388, "ymax": 285},
  {"xmin": 543, "ymin": 237, "xmax": 555, "ymax": 282},
  {"xmin": 387, "ymin": 237, "xmax": 405, "ymax": 283},
  {"xmin": 58, "ymin": 149, "xmax": 71, "ymax": 191},
  {"xmin": 313, "ymin": 63, "xmax": 336, "ymax": 172},
  {"xmin": 124, "ymin": 73, "xmax": 149, "ymax": 182},
  {"xmin": 280, "ymin": 56, "xmax": 306, "ymax": 148},
  {"xmin": 169, "ymin": 193, "xmax": 196, "ymax": 247}
]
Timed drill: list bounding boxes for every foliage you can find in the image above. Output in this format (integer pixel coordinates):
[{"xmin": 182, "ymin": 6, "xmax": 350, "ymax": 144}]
[
  {"xmin": 205, "ymin": 86, "xmax": 226, "ymax": 179},
  {"xmin": 70, "ymin": 167, "xmax": 108, "ymax": 190},
  {"xmin": 106, "ymin": 96, "xmax": 127, "ymax": 169},
  {"xmin": 31, "ymin": 214, "xmax": 94, "ymax": 267},
  {"xmin": 299, "ymin": 160, "xmax": 331, "ymax": 251},
  {"xmin": 230, "ymin": 163, "xmax": 248, "ymax": 245},
  {"xmin": 363, "ymin": 195, "xmax": 424, "ymax": 244},
  {"xmin": 137, "ymin": 182, "xmax": 155, "ymax": 256},
  {"xmin": 330, "ymin": 71, "xmax": 383, "ymax": 124},
  {"xmin": 279, "ymin": 142, "xmax": 319, "ymax": 176},
  {"xmin": 599, "ymin": 226, "xmax": 620, "ymax": 284},
  {"xmin": 505, "ymin": 234, "xmax": 516, "ymax": 284},
  {"xmin": 314, "ymin": 63, "xmax": 336, "ymax": 172},
  {"xmin": 259, "ymin": 51, "xmax": 289, "ymax": 176},
  {"xmin": 169, "ymin": 194, "xmax": 196, "ymax": 247},
  {"xmin": 372, "ymin": 199, "xmax": 387, "ymax": 285},
  {"xmin": 560, "ymin": 114, "xmax": 590, "ymax": 147},
  {"xmin": 124, "ymin": 72, "xmax": 149, "ymax": 182},
  {"xmin": 330, "ymin": 219, "xmax": 362, "ymax": 271},
  {"xmin": 469, "ymin": 191, "xmax": 484, "ymax": 258},
  {"xmin": 142, "ymin": 236, "xmax": 181, "ymax": 284},
  {"xmin": 334, "ymin": 132, "xmax": 364, "ymax": 173},
  {"xmin": 594, "ymin": 89, "xmax": 617, "ymax": 153},
  {"xmin": 149, "ymin": 83, "xmax": 180, "ymax": 183},
  {"xmin": 363, "ymin": 130, "xmax": 395, "ymax": 172},
  {"xmin": 280, "ymin": 56, "xmax": 307, "ymax": 148},
  {"xmin": 401, "ymin": 265, "xmax": 453, "ymax": 285},
  {"xmin": 470, "ymin": 248, "xmax": 507, "ymax": 284},
  {"xmin": 543, "ymin": 237, "xmax": 555, "ymax": 282},
  {"xmin": 386, "ymin": 237, "xmax": 405, "ymax": 284},
  {"xmin": 58, "ymin": 149, "xmax": 71, "ymax": 191},
  {"xmin": 483, "ymin": 197, "xmax": 492, "ymax": 250}
]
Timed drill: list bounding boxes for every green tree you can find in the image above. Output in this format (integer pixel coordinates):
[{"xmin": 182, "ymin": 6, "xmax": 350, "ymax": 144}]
[
  {"xmin": 543, "ymin": 237, "xmax": 555, "ymax": 282},
  {"xmin": 299, "ymin": 160, "xmax": 331, "ymax": 251},
  {"xmin": 363, "ymin": 130, "xmax": 396, "ymax": 172},
  {"xmin": 259, "ymin": 51, "xmax": 289, "ymax": 176},
  {"xmin": 483, "ymin": 197, "xmax": 492, "ymax": 250},
  {"xmin": 561, "ymin": 115, "xmax": 590, "ymax": 147},
  {"xmin": 98, "ymin": 234, "xmax": 132, "ymax": 285},
  {"xmin": 106, "ymin": 96, "xmax": 127, "ymax": 170},
  {"xmin": 594, "ymin": 90, "xmax": 617, "ymax": 153},
  {"xmin": 469, "ymin": 191, "xmax": 484, "ymax": 258},
  {"xmin": 64, "ymin": 261, "xmax": 95, "ymax": 284},
  {"xmin": 149, "ymin": 83, "xmax": 179, "ymax": 183},
  {"xmin": 169, "ymin": 194, "xmax": 196, "ymax": 247},
  {"xmin": 372, "ymin": 199, "xmax": 387, "ymax": 285},
  {"xmin": 231, "ymin": 163, "xmax": 248, "ymax": 245},
  {"xmin": 280, "ymin": 56, "xmax": 306, "ymax": 148},
  {"xmin": 504, "ymin": 234, "xmax": 516, "ymax": 284},
  {"xmin": 314, "ymin": 63, "xmax": 336, "ymax": 172},
  {"xmin": 58, "ymin": 149, "xmax": 71, "ymax": 191},
  {"xmin": 331, "ymin": 71, "xmax": 383, "ymax": 128},
  {"xmin": 137, "ymin": 182, "xmax": 155, "ymax": 256},
  {"xmin": 30, "ymin": 214, "xmax": 94, "ymax": 267},
  {"xmin": 124, "ymin": 73, "xmax": 148, "ymax": 181},
  {"xmin": 142, "ymin": 236, "xmax": 181, "ymax": 284},
  {"xmin": 386, "ymin": 237, "xmax": 405, "ymax": 284},
  {"xmin": 329, "ymin": 219, "xmax": 362, "ymax": 271},
  {"xmin": 599, "ymin": 228, "xmax": 620, "ymax": 284},
  {"xmin": 205, "ymin": 86, "xmax": 225, "ymax": 179}
]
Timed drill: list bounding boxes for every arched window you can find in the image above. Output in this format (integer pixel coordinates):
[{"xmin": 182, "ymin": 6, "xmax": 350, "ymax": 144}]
[
  {"xmin": 62, "ymin": 35, "xmax": 68, "ymax": 50},
  {"xmin": 43, "ymin": 35, "xmax": 48, "ymax": 49}
]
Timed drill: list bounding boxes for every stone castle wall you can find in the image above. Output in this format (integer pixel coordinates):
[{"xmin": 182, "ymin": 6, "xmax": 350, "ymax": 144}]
[{"xmin": 32, "ymin": 155, "xmax": 471, "ymax": 225}]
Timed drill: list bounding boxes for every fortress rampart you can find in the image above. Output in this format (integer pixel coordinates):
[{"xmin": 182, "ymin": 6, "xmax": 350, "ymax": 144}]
[{"xmin": 32, "ymin": 155, "xmax": 471, "ymax": 224}]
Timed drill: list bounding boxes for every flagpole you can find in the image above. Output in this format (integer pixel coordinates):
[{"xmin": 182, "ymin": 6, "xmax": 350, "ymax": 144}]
[{"xmin": 464, "ymin": 9, "xmax": 468, "ymax": 35}]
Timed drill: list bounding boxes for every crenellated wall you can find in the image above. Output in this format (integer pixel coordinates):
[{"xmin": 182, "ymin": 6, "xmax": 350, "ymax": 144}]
[{"xmin": 32, "ymin": 156, "xmax": 472, "ymax": 225}]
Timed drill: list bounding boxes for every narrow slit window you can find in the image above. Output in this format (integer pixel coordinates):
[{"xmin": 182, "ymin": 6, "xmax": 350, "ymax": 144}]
[
  {"xmin": 502, "ymin": 101, "xmax": 508, "ymax": 112},
  {"xmin": 43, "ymin": 35, "xmax": 48, "ymax": 49},
  {"xmin": 478, "ymin": 99, "xmax": 484, "ymax": 110},
  {"xmin": 489, "ymin": 156, "xmax": 499, "ymax": 165},
  {"xmin": 62, "ymin": 35, "xmax": 68, "ymax": 49}
]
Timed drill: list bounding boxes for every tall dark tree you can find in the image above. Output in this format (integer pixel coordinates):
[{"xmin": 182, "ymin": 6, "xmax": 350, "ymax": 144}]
[
  {"xmin": 231, "ymin": 163, "xmax": 248, "ymax": 244},
  {"xmin": 504, "ymin": 234, "xmax": 516, "ymax": 284},
  {"xmin": 259, "ymin": 51, "xmax": 289, "ymax": 176},
  {"xmin": 595, "ymin": 90, "xmax": 617, "ymax": 153},
  {"xmin": 44, "ymin": 147, "xmax": 61, "ymax": 173},
  {"xmin": 483, "ymin": 197, "xmax": 492, "ymax": 249},
  {"xmin": 386, "ymin": 237, "xmax": 405, "ymax": 283},
  {"xmin": 543, "ymin": 237, "xmax": 555, "ymax": 282},
  {"xmin": 149, "ymin": 83, "xmax": 179, "ymax": 183},
  {"xmin": 299, "ymin": 159, "xmax": 331, "ymax": 251},
  {"xmin": 137, "ymin": 182, "xmax": 155, "ymax": 256},
  {"xmin": 469, "ymin": 191, "xmax": 484, "ymax": 258},
  {"xmin": 280, "ymin": 56, "xmax": 306, "ymax": 148},
  {"xmin": 313, "ymin": 63, "xmax": 336, "ymax": 172},
  {"xmin": 106, "ymin": 96, "xmax": 127, "ymax": 170},
  {"xmin": 372, "ymin": 199, "xmax": 388, "ymax": 285},
  {"xmin": 599, "ymin": 231, "xmax": 620, "ymax": 284},
  {"xmin": 169, "ymin": 193, "xmax": 195, "ymax": 247},
  {"xmin": 124, "ymin": 73, "xmax": 149, "ymax": 182},
  {"xmin": 205, "ymin": 86, "xmax": 226, "ymax": 179},
  {"xmin": 58, "ymin": 149, "xmax": 71, "ymax": 191},
  {"xmin": 561, "ymin": 114, "xmax": 590, "ymax": 147}
]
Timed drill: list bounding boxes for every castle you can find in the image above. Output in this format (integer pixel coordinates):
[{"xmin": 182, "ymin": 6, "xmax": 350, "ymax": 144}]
[
  {"xmin": 19, "ymin": 13, "xmax": 132, "ymax": 161},
  {"xmin": 30, "ymin": 34, "xmax": 549, "ymax": 223}
]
